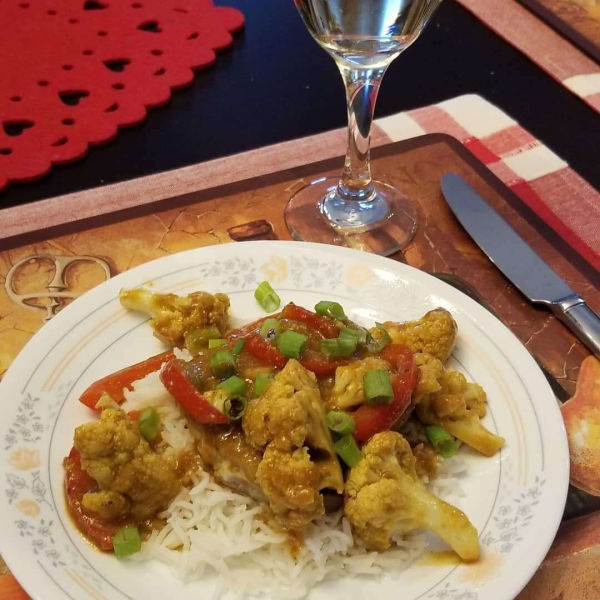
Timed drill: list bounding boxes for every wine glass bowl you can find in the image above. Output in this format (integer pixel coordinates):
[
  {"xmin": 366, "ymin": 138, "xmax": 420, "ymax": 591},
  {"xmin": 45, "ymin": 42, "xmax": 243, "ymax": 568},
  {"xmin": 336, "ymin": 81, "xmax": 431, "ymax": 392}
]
[
  {"xmin": 285, "ymin": 0, "xmax": 443, "ymax": 255},
  {"xmin": 297, "ymin": 0, "xmax": 442, "ymax": 67}
]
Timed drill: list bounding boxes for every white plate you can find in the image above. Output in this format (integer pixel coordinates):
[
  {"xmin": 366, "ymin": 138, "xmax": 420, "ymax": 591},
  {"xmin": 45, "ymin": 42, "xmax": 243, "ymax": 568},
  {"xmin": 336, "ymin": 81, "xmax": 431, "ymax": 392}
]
[{"xmin": 0, "ymin": 241, "xmax": 568, "ymax": 600}]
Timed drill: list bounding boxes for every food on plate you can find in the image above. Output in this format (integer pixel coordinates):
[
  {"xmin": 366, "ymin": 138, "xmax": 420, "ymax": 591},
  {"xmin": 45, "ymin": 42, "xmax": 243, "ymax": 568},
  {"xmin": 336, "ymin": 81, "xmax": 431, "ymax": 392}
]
[
  {"xmin": 119, "ymin": 287, "xmax": 230, "ymax": 346},
  {"xmin": 73, "ymin": 406, "xmax": 183, "ymax": 522},
  {"xmin": 416, "ymin": 369, "xmax": 505, "ymax": 457},
  {"xmin": 383, "ymin": 308, "xmax": 457, "ymax": 362},
  {"xmin": 64, "ymin": 286, "xmax": 505, "ymax": 592},
  {"xmin": 344, "ymin": 431, "xmax": 479, "ymax": 561}
]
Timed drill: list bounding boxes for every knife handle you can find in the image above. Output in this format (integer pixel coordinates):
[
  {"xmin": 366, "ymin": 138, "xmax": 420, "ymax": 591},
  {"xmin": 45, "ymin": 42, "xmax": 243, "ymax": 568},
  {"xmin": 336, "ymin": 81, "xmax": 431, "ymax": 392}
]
[{"xmin": 552, "ymin": 296, "xmax": 600, "ymax": 358}]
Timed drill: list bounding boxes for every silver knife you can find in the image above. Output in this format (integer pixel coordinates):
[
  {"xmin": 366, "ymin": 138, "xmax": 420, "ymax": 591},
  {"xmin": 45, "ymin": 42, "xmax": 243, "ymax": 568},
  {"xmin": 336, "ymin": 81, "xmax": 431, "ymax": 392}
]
[{"xmin": 441, "ymin": 172, "xmax": 600, "ymax": 358}]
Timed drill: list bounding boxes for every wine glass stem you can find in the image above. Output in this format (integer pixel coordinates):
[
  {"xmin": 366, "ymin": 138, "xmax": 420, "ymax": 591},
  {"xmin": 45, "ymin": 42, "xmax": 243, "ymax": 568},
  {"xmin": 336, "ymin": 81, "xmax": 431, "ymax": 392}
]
[{"xmin": 337, "ymin": 64, "xmax": 387, "ymax": 202}]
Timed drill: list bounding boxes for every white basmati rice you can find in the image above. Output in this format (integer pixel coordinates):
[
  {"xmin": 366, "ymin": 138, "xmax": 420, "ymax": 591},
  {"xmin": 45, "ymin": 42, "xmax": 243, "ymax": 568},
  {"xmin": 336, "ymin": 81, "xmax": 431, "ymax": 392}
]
[
  {"xmin": 122, "ymin": 370, "xmax": 463, "ymax": 598},
  {"xmin": 121, "ymin": 370, "xmax": 194, "ymax": 454},
  {"xmin": 136, "ymin": 470, "xmax": 428, "ymax": 598}
]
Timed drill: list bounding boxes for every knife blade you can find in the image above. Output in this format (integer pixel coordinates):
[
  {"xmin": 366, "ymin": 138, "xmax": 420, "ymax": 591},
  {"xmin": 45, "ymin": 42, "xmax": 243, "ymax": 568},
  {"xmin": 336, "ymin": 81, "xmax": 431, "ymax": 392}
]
[{"xmin": 441, "ymin": 173, "xmax": 600, "ymax": 358}]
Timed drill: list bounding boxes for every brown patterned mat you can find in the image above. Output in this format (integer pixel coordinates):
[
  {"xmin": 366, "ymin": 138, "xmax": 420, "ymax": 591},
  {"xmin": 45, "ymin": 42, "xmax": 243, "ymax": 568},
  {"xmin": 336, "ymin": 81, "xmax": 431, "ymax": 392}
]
[{"xmin": 2, "ymin": 133, "xmax": 600, "ymax": 599}]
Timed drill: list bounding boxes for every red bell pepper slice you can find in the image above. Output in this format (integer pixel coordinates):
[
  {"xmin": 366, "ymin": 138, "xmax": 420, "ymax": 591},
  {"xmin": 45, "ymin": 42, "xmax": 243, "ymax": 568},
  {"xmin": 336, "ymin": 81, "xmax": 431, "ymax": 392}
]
[
  {"xmin": 243, "ymin": 334, "xmax": 288, "ymax": 369},
  {"xmin": 299, "ymin": 351, "xmax": 349, "ymax": 377},
  {"xmin": 78, "ymin": 350, "xmax": 174, "ymax": 411},
  {"xmin": 227, "ymin": 313, "xmax": 282, "ymax": 340},
  {"xmin": 159, "ymin": 360, "xmax": 228, "ymax": 424},
  {"xmin": 378, "ymin": 343, "xmax": 413, "ymax": 368},
  {"xmin": 281, "ymin": 304, "xmax": 340, "ymax": 339},
  {"xmin": 63, "ymin": 447, "xmax": 123, "ymax": 551},
  {"xmin": 244, "ymin": 334, "xmax": 346, "ymax": 376},
  {"xmin": 353, "ymin": 346, "xmax": 418, "ymax": 442}
]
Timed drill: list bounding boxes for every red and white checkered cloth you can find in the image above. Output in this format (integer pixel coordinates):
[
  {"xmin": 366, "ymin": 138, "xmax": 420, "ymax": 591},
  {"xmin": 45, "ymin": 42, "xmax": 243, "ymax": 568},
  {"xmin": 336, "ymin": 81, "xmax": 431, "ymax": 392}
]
[
  {"xmin": 456, "ymin": 0, "xmax": 600, "ymax": 114},
  {"xmin": 374, "ymin": 95, "xmax": 600, "ymax": 270}
]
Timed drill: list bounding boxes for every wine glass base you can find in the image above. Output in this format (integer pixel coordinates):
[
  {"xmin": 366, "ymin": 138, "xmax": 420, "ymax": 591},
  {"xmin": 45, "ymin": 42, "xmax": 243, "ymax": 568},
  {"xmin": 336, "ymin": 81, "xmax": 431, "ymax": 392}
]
[{"xmin": 284, "ymin": 177, "xmax": 417, "ymax": 256}]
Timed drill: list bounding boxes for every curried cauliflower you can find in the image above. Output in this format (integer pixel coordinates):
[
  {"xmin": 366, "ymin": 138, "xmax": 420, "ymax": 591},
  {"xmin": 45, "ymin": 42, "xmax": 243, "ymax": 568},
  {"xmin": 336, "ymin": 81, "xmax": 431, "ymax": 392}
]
[
  {"xmin": 74, "ymin": 408, "xmax": 181, "ymax": 521},
  {"xmin": 243, "ymin": 360, "xmax": 344, "ymax": 529},
  {"xmin": 416, "ymin": 370, "xmax": 505, "ymax": 457},
  {"xmin": 382, "ymin": 308, "xmax": 457, "ymax": 362},
  {"xmin": 326, "ymin": 356, "xmax": 392, "ymax": 410},
  {"xmin": 413, "ymin": 352, "xmax": 445, "ymax": 403},
  {"xmin": 255, "ymin": 445, "xmax": 323, "ymax": 530},
  {"xmin": 344, "ymin": 431, "xmax": 479, "ymax": 562},
  {"xmin": 119, "ymin": 288, "xmax": 230, "ymax": 346},
  {"xmin": 82, "ymin": 490, "xmax": 130, "ymax": 521}
]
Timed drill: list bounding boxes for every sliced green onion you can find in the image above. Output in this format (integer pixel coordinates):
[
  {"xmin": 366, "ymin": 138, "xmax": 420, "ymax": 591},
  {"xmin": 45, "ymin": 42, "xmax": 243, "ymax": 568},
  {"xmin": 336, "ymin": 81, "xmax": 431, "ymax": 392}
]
[
  {"xmin": 314, "ymin": 300, "xmax": 347, "ymax": 321},
  {"xmin": 320, "ymin": 326, "xmax": 361, "ymax": 358},
  {"xmin": 326, "ymin": 411, "xmax": 355, "ymax": 437},
  {"xmin": 333, "ymin": 435, "xmax": 362, "ymax": 468},
  {"xmin": 224, "ymin": 396, "xmax": 248, "ymax": 421},
  {"xmin": 254, "ymin": 372, "xmax": 274, "ymax": 396},
  {"xmin": 339, "ymin": 327, "xmax": 360, "ymax": 344},
  {"xmin": 138, "ymin": 407, "xmax": 161, "ymax": 441},
  {"xmin": 113, "ymin": 526, "xmax": 141, "ymax": 559},
  {"xmin": 259, "ymin": 318, "xmax": 281, "ymax": 340},
  {"xmin": 366, "ymin": 323, "xmax": 391, "ymax": 353},
  {"xmin": 208, "ymin": 338, "xmax": 227, "ymax": 349},
  {"xmin": 425, "ymin": 425, "xmax": 459, "ymax": 458},
  {"xmin": 276, "ymin": 330, "xmax": 308, "ymax": 359},
  {"xmin": 363, "ymin": 370, "xmax": 394, "ymax": 404},
  {"xmin": 217, "ymin": 375, "xmax": 247, "ymax": 397},
  {"xmin": 320, "ymin": 335, "xmax": 356, "ymax": 358},
  {"xmin": 232, "ymin": 339, "xmax": 246, "ymax": 355},
  {"xmin": 254, "ymin": 281, "xmax": 281, "ymax": 313},
  {"xmin": 210, "ymin": 349, "xmax": 236, "ymax": 379},
  {"xmin": 185, "ymin": 325, "xmax": 222, "ymax": 354}
]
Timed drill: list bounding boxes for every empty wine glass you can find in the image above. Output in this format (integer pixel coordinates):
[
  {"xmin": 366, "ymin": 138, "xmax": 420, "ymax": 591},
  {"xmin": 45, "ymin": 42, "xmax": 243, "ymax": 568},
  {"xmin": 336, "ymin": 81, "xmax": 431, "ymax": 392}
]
[{"xmin": 285, "ymin": 0, "xmax": 443, "ymax": 255}]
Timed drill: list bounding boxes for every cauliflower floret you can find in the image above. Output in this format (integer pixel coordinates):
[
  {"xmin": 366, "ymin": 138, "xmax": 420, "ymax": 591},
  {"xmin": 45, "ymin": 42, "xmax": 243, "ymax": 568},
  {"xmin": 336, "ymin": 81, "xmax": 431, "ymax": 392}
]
[
  {"xmin": 81, "ymin": 490, "xmax": 131, "ymax": 522},
  {"xmin": 344, "ymin": 431, "xmax": 479, "ymax": 562},
  {"xmin": 244, "ymin": 360, "xmax": 317, "ymax": 451},
  {"xmin": 327, "ymin": 357, "xmax": 392, "ymax": 410},
  {"xmin": 412, "ymin": 442, "xmax": 443, "ymax": 481},
  {"xmin": 416, "ymin": 370, "xmax": 504, "ymax": 457},
  {"xmin": 382, "ymin": 308, "xmax": 457, "ymax": 362},
  {"xmin": 74, "ymin": 408, "xmax": 181, "ymax": 521},
  {"xmin": 413, "ymin": 352, "xmax": 445, "ymax": 403},
  {"xmin": 119, "ymin": 288, "xmax": 230, "ymax": 346},
  {"xmin": 243, "ymin": 360, "xmax": 344, "ymax": 529},
  {"xmin": 256, "ymin": 445, "xmax": 324, "ymax": 529}
]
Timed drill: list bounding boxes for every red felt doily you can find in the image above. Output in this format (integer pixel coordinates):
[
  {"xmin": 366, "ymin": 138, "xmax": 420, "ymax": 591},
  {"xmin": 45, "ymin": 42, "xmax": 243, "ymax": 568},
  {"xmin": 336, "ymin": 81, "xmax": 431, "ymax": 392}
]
[{"xmin": 0, "ymin": 0, "xmax": 244, "ymax": 190}]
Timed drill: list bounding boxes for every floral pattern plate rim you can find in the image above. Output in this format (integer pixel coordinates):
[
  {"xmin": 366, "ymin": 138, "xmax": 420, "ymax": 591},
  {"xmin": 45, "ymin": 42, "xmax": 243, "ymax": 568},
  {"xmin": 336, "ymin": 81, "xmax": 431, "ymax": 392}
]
[{"xmin": 0, "ymin": 241, "xmax": 569, "ymax": 600}]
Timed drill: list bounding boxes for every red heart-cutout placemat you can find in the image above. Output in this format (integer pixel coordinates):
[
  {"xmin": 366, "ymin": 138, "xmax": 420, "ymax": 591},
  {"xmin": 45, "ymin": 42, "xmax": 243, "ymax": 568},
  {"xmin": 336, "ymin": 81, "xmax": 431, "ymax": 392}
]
[{"xmin": 0, "ymin": 0, "xmax": 244, "ymax": 190}]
